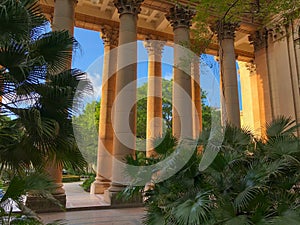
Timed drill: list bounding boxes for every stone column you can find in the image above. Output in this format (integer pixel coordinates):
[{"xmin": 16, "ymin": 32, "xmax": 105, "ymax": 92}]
[
  {"xmin": 48, "ymin": 0, "xmax": 76, "ymax": 199},
  {"xmin": 191, "ymin": 56, "xmax": 202, "ymax": 138},
  {"xmin": 144, "ymin": 40, "xmax": 164, "ymax": 157},
  {"xmin": 91, "ymin": 26, "xmax": 118, "ymax": 194},
  {"xmin": 249, "ymin": 29, "xmax": 273, "ymax": 136},
  {"xmin": 52, "ymin": 0, "xmax": 76, "ymax": 35},
  {"xmin": 166, "ymin": 5, "xmax": 195, "ymax": 139},
  {"xmin": 238, "ymin": 61, "xmax": 262, "ymax": 136},
  {"xmin": 217, "ymin": 22, "xmax": 241, "ymax": 127},
  {"xmin": 105, "ymin": 0, "xmax": 143, "ymax": 204}
]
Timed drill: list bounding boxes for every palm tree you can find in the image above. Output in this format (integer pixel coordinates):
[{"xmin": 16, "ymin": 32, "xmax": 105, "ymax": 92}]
[
  {"xmin": 122, "ymin": 117, "xmax": 300, "ymax": 225},
  {"xmin": 0, "ymin": 0, "xmax": 91, "ymax": 221}
]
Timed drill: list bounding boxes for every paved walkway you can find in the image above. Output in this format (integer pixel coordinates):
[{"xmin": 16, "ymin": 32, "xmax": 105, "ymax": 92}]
[
  {"xmin": 39, "ymin": 207, "xmax": 145, "ymax": 225},
  {"xmin": 64, "ymin": 182, "xmax": 109, "ymax": 209},
  {"xmin": 39, "ymin": 182, "xmax": 145, "ymax": 224}
]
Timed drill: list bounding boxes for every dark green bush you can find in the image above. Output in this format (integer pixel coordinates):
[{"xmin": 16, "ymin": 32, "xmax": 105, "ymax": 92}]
[{"xmin": 122, "ymin": 117, "xmax": 300, "ymax": 225}]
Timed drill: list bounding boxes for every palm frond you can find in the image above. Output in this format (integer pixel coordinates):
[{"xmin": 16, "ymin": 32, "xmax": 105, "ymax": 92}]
[
  {"xmin": 171, "ymin": 191, "xmax": 212, "ymax": 225},
  {"xmin": 0, "ymin": 0, "xmax": 46, "ymax": 41},
  {"xmin": 30, "ymin": 31, "xmax": 77, "ymax": 74},
  {"xmin": 266, "ymin": 116, "xmax": 298, "ymax": 138}
]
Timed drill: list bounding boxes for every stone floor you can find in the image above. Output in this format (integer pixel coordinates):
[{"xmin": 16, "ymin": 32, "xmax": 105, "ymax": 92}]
[
  {"xmin": 39, "ymin": 207, "xmax": 145, "ymax": 225},
  {"xmin": 38, "ymin": 182, "xmax": 145, "ymax": 224},
  {"xmin": 64, "ymin": 182, "xmax": 110, "ymax": 209}
]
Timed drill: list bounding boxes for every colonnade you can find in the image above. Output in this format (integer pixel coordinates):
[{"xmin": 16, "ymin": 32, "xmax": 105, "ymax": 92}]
[
  {"xmin": 47, "ymin": 0, "xmax": 298, "ymax": 205},
  {"xmin": 87, "ymin": 2, "xmax": 242, "ymax": 202}
]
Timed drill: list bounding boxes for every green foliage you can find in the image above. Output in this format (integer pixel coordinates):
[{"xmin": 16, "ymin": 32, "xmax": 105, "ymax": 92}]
[
  {"xmin": 122, "ymin": 117, "xmax": 300, "ymax": 225},
  {"xmin": 136, "ymin": 79, "xmax": 173, "ymax": 138},
  {"xmin": 72, "ymin": 101, "xmax": 99, "ymax": 167},
  {"xmin": 81, "ymin": 174, "xmax": 96, "ymax": 192},
  {"xmin": 62, "ymin": 175, "xmax": 80, "ymax": 183},
  {"xmin": 0, "ymin": 0, "xmax": 91, "ymax": 221},
  {"xmin": 190, "ymin": 0, "xmax": 300, "ymax": 53},
  {"xmin": 135, "ymin": 79, "xmax": 213, "ymax": 138}
]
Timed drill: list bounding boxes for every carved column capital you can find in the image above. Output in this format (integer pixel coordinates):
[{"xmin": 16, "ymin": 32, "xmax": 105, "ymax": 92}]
[
  {"xmin": 114, "ymin": 0, "xmax": 144, "ymax": 16},
  {"xmin": 144, "ymin": 40, "xmax": 165, "ymax": 56},
  {"xmin": 166, "ymin": 5, "xmax": 195, "ymax": 30},
  {"xmin": 100, "ymin": 25, "xmax": 119, "ymax": 48},
  {"xmin": 246, "ymin": 62, "xmax": 257, "ymax": 74},
  {"xmin": 249, "ymin": 29, "xmax": 268, "ymax": 51},
  {"xmin": 215, "ymin": 21, "xmax": 238, "ymax": 40},
  {"xmin": 267, "ymin": 24, "xmax": 287, "ymax": 42}
]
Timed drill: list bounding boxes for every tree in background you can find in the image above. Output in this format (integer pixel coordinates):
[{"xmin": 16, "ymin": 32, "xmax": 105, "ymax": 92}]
[
  {"xmin": 73, "ymin": 78, "xmax": 214, "ymax": 166},
  {"xmin": 72, "ymin": 101, "xmax": 99, "ymax": 169}
]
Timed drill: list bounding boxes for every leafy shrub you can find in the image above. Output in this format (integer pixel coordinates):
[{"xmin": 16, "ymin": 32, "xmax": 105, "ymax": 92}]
[
  {"xmin": 81, "ymin": 175, "xmax": 96, "ymax": 192},
  {"xmin": 122, "ymin": 117, "xmax": 300, "ymax": 225}
]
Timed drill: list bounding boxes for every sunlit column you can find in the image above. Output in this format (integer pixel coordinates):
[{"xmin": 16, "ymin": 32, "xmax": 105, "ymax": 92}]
[
  {"xmin": 238, "ymin": 61, "xmax": 261, "ymax": 136},
  {"xmin": 191, "ymin": 56, "xmax": 202, "ymax": 138},
  {"xmin": 217, "ymin": 22, "xmax": 241, "ymax": 127},
  {"xmin": 105, "ymin": 0, "xmax": 143, "ymax": 202},
  {"xmin": 249, "ymin": 30, "xmax": 272, "ymax": 137},
  {"xmin": 91, "ymin": 26, "xmax": 118, "ymax": 194},
  {"xmin": 166, "ymin": 5, "xmax": 195, "ymax": 139},
  {"xmin": 144, "ymin": 40, "xmax": 164, "ymax": 157}
]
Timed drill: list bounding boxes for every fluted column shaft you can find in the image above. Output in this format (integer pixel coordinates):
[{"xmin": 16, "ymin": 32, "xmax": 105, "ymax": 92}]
[
  {"xmin": 167, "ymin": 5, "xmax": 195, "ymax": 139},
  {"xmin": 218, "ymin": 22, "xmax": 241, "ymax": 127},
  {"xmin": 91, "ymin": 26, "xmax": 118, "ymax": 194},
  {"xmin": 191, "ymin": 57, "xmax": 202, "ymax": 138},
  {"xmin": 107, "ymin": 0, "xmax": 143, "ymax": 195},
  {"xmin": 144, "ymin": 40, "xmax": 164, "ymax": 156}
]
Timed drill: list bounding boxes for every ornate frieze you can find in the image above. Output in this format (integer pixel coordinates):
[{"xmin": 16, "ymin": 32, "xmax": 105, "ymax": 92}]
[
  {"xmin": 166, "ymin": 5, "xmax": 196, "ymax": 30},
  {"xmin": 114, "ymin": 0, "xmax": 144, "ymax": 16},
  {"xmin": 100, "ymin": 25, "xmax": 119, "ymax": 47}
]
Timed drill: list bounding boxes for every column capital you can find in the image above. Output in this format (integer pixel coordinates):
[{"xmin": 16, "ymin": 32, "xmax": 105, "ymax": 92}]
[
  {"xmin": 166, "ymin": 5, "xmax": 195, "ymax": 30},
  {"xmin": 215, "ymin": 21, "xmax": 238, "ymax": 40},
  {"xmin": 100, "ymin": 25, "xmax": 119, "ymax": 48},
  {"xmin": 114, "ymin": 0, "xmax": 144, "ymax": 17},
  {"xmin": 246, "ymin": 62, "xmax": 257, "ymax": 74},
  {"xmin": 144, "ymin": 40, "xmax": 165, "ymax": 56},
  {"xmin": 249, "ymin": 29, "xmax": 268, "ymax": 51}
]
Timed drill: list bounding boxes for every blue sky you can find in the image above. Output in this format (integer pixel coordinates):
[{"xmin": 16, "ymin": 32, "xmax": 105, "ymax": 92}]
[{"xmin": 71, "ymin": 27, "xmax": 235, "ymax": 110}]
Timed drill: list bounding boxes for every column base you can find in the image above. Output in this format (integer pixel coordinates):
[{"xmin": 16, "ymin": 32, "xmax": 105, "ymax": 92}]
[
  {"xmin": 104, "ymin": 189, "xmax": 143, "ymax": 207},
  {"xmin": 90, "ymin": 180, "xmax": 110, "ymax": 194},
  {"xmin": 25, "ymin": 193, "xmax": 66, "ymax": 213}
]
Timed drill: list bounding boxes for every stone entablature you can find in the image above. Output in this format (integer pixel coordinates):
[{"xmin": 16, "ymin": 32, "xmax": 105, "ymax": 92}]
[{"xmin": 38, "ymin": 0, "xmax": 255, "ymax": 62}]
